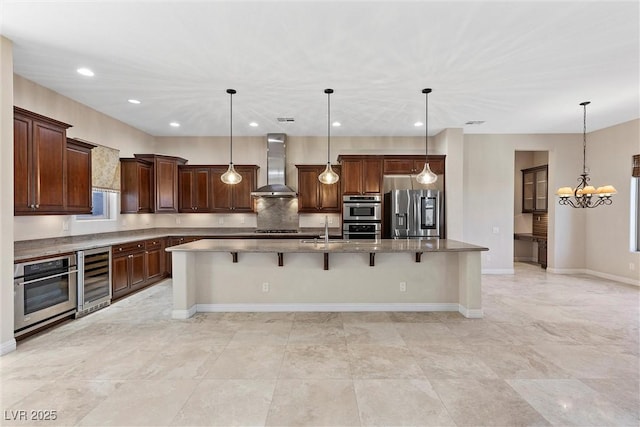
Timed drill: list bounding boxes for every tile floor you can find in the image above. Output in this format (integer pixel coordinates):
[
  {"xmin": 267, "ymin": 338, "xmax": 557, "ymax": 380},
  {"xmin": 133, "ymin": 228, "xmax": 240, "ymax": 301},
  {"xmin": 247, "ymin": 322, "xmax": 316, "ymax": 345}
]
[{"xmin": 1, "ymin": 263, "xmax": 638, "ymax": 426}]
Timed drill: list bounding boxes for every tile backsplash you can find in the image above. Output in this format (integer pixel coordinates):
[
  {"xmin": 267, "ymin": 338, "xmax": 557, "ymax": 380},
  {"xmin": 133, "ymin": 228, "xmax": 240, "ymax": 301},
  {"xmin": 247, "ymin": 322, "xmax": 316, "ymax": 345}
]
[{"xmin": 255, "ymin": 198, "xmax": 299, "ymax": 230}]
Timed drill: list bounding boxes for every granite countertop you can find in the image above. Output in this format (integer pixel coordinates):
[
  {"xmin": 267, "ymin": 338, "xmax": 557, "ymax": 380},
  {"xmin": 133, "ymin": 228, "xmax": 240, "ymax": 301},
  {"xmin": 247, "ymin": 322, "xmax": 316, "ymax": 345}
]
[
  {"xmin": 14, "ymin": 227, "xmax": 342, "ymax": 261},
  {"xmin": 167, "ymin": 238, "xmax": 489, "ymax": 254}
]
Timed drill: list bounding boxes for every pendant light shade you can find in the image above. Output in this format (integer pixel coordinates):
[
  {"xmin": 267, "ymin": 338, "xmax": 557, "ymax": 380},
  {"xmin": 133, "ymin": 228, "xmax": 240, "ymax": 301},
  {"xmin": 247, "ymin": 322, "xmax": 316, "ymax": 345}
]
[
  {"xmin": 318, "ymin": 88, "xmax": 340, "ymax": 185},
  {"xmin": 221, "ymin": 88, "xmax": 242, "ymax": 185},
  {"xmin": 416, "ymin": 88, "xmax": 438, "ymax": 185}
]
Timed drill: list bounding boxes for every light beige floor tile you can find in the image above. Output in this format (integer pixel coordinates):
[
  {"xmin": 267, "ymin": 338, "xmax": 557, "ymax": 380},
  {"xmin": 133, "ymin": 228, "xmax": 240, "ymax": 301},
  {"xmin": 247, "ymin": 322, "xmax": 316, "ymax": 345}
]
[
  {"xmin": 473, "ymin": 344, "xmax": 573, "ymax": 379},
  {"xmin": 581, "ymin": 378, "xmax": 640, "ymax": 419},
  {"xmin": 225, "ymin": 321, "xmax": 292, "ymax": 346},
  {"xmin": 409, "ymin": 342, "xmax": 499, "ymax": 379},
  {"xmin": 64, "ymin": 346, "xmax": 157, "ymax": 380},
  {"xmin": 341, "ymin": 312, "xmax": 392, "ymax": 323},
  {"xmin": 430, "ymin": 378, "xmax": 551, "ymax": 426},
  {"xmin": 348, "ymin": 344, "xmax": 424, "ymax": 379},
  {"xmin": 293, "ymin": 312, "xmax": 342, "ymax": 324},
  {"xmin": 266, "ymin": 379, "xmax": 360, "ymax": 426},
  {"xmin": 388, "ymin": 311, "xmax": 464, "ymax": 323},
  {"xmin": 288, "ymin": 323, "xmax": 346, "ymax": 345},
  {"xmin": 354, "ymin": 378, "xmax": 456, "ymax": 426},
  {"xmin": 137, "ymin": 345, "xmax": 225, "ymax": 380},
  {"xmin": 344, "ymin": 322, "xmax": 405, "ymax": 345},
  {"xmin": 394, "ymin": 322, "xmax": 465, "ymax": 345},
  {"xmin": 2, "ymin": 380, "xmax": 122, "ymax": 426},
  {"xmin": 203, "ymin": 345, "xmax": 285, "ymax": 379},
  {"xmin": 508, "ymin": 379, "xmax": 638, "ymax": 426},
  {"xmin": 170, "ymin": 379, "xmax": 276, "ymax": 426},
  {"xmin": 280, "ymin": 344, "xmax": 351, "ymax": 379},
  {"xmin": 444, "ymin": 320, "xmax": 526, "ymax": 345},
  {"xmin": 0, "ymin": 379, "xmax": 49, "ymax": 408},
  {"xmin": 77, "ymin": 379, "xmax": 198, "ymax": 426}
]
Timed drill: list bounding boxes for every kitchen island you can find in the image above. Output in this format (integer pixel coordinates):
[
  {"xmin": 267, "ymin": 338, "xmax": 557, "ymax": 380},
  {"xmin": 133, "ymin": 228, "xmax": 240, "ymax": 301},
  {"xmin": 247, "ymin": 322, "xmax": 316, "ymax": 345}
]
[{"xmin": 167, "ymin": 238, "xmax": 488, "ymax": 318}]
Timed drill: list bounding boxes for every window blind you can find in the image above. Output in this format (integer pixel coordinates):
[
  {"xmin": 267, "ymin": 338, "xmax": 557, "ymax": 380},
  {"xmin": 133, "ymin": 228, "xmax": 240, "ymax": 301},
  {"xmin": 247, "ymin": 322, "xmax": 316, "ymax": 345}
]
[{"xmin": 91, "ymin": 144, "xmax": 121, "ymax": 191}]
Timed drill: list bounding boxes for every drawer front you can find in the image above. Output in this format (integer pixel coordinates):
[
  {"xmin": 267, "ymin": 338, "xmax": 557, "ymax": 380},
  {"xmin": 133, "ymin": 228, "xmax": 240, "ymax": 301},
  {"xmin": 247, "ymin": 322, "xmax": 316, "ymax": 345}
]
[
  {"xmin": 145, "ymin": 239, "xmax": 164, "ymax": 250},
  {"xmin": 112, "ymin": 240, "xmax": 145, "ymax": 255}
]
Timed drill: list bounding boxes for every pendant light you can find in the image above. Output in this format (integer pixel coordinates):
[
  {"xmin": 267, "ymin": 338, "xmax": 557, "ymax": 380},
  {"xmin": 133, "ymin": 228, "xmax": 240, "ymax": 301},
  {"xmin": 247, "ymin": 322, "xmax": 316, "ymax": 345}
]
[
  {"xmin": 318, "ymin": 88, "xmax": 340, "ymax": 185},
  {"xmin": 416, "ymin": 88, "xmax": 438, "ymax": 185},
  {"xmin": 221, "ymin": 88, "xmax": 243, "ymax": 185},
  {"xmin": 556, "ymin": 101, "xmax": 616, "ymax": 208}
]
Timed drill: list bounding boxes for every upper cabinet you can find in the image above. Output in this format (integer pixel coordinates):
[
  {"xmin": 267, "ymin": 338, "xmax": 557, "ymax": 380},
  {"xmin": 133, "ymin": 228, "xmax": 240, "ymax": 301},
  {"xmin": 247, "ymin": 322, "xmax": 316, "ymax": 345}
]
[
  {"xmin": 65, "ymin": 138, "xmax": 95, "ymax": 214},
  {"xmin": 339, "ymin": 156, "xmax": 383, "ymax": 195},
  {"xmin": 14, "ymin": 107, "xmax": 94, "ymax": 215},
  {"xmin": 210, "ymin": 165, "xmax": 258, "ymax": 212},
  {"xmin": 296, "ymin": 165, "xmax": 342, "ymax": 213},
  {"xmin": 134, "ymin": 154, "xmax": 187, "ymax": 213},
  {"xmin": 522, "ymin": 165, "xmax": 548, "ymax": 213},
  {"xmin": 120, "ymin": 158, "xmax": 153, "ymax": 213},
  {"xmin": 383, "ymin": 155, "xmax": 445, "ymax": 175},
  {"xmin": 178, "ymin": 166, "xmax": 212, "ymax": 213}
]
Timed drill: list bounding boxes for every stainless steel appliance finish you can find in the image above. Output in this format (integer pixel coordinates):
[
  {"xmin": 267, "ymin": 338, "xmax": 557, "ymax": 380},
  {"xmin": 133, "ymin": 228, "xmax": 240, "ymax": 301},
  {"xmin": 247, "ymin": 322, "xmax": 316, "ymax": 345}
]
[
  {"xmin": 342, "ymin": 194, "xmax": 382, "ymax": 239},
  {"xmin": 251, "ymin": 133, "xmax": 297, "ymax": 197},
  {"xmin": 14, "ymin": 254, "xmax": 77, "ymax": 336},
  {"xmin": 386, "ymin": 189, "xmax": 443, "ymax": 239},
  {"xmin": 77, "ymin": 247, "xmax": 112, "ymax": 317},
  {"xmin": 342, "ymin": 195, "xmax": 382, "ymax": 221}
]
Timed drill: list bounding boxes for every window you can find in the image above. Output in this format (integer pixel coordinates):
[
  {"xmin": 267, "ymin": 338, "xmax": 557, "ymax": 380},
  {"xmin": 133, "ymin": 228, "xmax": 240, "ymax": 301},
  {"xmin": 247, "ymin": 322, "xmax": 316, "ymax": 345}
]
[{"xmin": 76, "ymin": 189, "xmax": 117, "ymax": 221}]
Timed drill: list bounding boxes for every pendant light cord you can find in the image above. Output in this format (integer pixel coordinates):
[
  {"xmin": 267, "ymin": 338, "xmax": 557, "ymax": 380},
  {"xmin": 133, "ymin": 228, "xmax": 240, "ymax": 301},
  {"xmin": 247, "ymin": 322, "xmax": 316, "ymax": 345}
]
[
  {"xmin": 327, "ymin": 90, "xmax": 331, "ymax": 164},
  {"xmin": 582, "ymin": 102, "xmax": 587, "ymax": 175},
  {"xmin": 425, "ymin": 90, "xmax": 429, "ymax": 160},
  {"xmin": 229, "ymin": 90, "xmax": 234, "ymax": 164}
]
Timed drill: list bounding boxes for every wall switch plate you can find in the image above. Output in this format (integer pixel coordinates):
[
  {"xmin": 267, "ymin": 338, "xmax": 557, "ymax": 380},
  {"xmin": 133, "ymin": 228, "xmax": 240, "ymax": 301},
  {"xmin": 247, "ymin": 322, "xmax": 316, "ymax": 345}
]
[
  {"xmin": 262, "ymin": 282, "xmax": 270, "ymax": 292},
  {"xmin": 399, "ymin": 281, "xmax": 407, "ymax": 292}
]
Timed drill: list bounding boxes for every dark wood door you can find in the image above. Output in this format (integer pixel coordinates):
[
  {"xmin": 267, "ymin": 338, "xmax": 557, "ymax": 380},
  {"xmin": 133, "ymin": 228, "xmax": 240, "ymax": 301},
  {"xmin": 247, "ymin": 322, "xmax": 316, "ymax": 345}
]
[
  {"xmin": 362, "ymin": 159, "xmax": 382, "ymax": 194},
  {"xmin": 130, "ymin": 251, "xmax": 146, "ymax": 287},
  {"xmin": 341, "ymin": 159, "xmax": 363, "ymax": 195},
  {"xmin": 65, "ymin": 139, "xmax": 93, "ymax": 214},
  {"xmin": 137, "ymin": 163, "xmax": 152, "ymax": 213},
  {"xmin": 383, "ymin": 159, "xmax": 416, "ymax": 174},
  {"xmin": 231, "ymin": 166, "xmax": 257, "ymax": 211},
  {"xmin": 210, "ymin": 168, "xmax": 233, "ymax": 211},
  {"xmin": 178, "ymin": 168, "xmax": 195, "ymax": 212},
  {"xmin": 112, "ymin": 255, "xmax": 130, "ymax": 296},
  {"xmin": 155, "ymin": 157, "xmax": 178, "ymax": 212},
  {"xmin": 146, "ymin": 247, "xmax": 164, "ymax": 281},
  {"xmin": 14, "ymin": 115, "xmax": 31, "ymax": 213},
  {"xmin": 297, "ymin": 167, "xmax": 320, "ymax": 212},
  {"xmin": 33, "ymin": 121, "xmax": 66, "ymax": 212},
  {"xmin": 319, "ymin": 176, "xmax": 341, "ymax": 211}
]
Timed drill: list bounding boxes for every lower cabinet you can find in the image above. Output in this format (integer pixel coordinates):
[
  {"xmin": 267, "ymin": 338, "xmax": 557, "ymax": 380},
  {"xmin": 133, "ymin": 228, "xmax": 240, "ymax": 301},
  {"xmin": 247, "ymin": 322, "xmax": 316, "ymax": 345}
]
[
  {"xmin": 165, "ymin": 236, "xmax": 200, "ymax": 276},
  {"xmin": 112, "ymin": 238, "xmax": 167, "ymax": 300}
]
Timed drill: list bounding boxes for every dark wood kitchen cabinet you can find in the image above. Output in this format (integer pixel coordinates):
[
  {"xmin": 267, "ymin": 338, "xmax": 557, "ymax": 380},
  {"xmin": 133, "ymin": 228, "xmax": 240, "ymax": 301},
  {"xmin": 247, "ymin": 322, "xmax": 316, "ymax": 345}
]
[
  {"xmin": 210, "ymin": 165, "xmax": 258, "ymax": 212},
  {"xmin": 296, "ymin": 165, "xmax": 341, "ymax": 213},
  {"xmin": 134, "ymin": 154, "xmax": 188, "ymax": 213},
  {"xmin": 178, "ymin": 166, "xmax": 212, "ymax": 212},
  {"xmin": 338, "ymin": 156, "xmax": 382, "ymax": 195},
  {"xmin": 112, "ymin": 238, "xmax": 167, "ymax": 300},
  {"xmin": 383, "ymin": 155, "xmax": 445, "ymax": 176},
  {"xmin": 522, "ymin": 165, "xmax": 548, "ymax": 213},
  {"xmin": 65, "ymin": 138, "xmax": 95, "ymax": 214},
  {"xmin": 14, "ymin": 107, "xmax": 73, "ymax": 215},
  {"xmin": 120, "ymin": 158, "xmax": 153, "ymax": 213}
]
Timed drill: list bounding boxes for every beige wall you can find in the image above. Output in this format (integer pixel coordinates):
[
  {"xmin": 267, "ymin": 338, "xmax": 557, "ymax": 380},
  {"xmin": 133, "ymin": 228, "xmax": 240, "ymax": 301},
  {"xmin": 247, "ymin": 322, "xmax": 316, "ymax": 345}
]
[{"xmin": 1, "ymin": 37, "xmax": 16, "ymax": 354}]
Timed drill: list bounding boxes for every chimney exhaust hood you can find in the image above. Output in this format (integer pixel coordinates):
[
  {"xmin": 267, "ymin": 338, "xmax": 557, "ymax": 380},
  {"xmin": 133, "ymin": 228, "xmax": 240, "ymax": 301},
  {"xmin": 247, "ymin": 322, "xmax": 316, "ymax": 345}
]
[{"xmin": 251, "ymin": 133, "xmax": 298, "ymax": 198}]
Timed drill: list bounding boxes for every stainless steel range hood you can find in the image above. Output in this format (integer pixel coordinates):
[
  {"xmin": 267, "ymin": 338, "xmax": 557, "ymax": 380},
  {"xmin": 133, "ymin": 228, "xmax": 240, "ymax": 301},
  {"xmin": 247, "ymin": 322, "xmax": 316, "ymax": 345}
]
[{"xmin": 251, "ymin": 133, "xmax": 298, "ymax": 197}]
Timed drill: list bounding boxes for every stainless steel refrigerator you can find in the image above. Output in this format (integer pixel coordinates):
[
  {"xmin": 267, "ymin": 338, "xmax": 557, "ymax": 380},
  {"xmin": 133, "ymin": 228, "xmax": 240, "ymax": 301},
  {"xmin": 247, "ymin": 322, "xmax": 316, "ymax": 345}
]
[{"xmin": 385, "ymin": 189, "xmax": 443, "ymax": 238}]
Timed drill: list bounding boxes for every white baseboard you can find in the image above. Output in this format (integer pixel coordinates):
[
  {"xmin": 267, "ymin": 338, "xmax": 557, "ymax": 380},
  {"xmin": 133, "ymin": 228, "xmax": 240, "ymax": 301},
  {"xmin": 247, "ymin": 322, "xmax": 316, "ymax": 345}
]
[
  {"xmin": 171, "ymin": 305, "xmax": 197, "ymax": 319},
  {"xmin": 196, "ymin": 302, "xmax": 461, "ymax": 313},
  {"xmin": 0, "ymin": 339, "xmax": 17, "ymax": 356},
  {"xmin": 547, "ymin": 268, "xmax": 639, "ymax": 287},
  {"xmin": 482, "ymin": 269, "xmax": 515, "ymax": 275},
  {"xmin": 458, "ymin": 306, "xmax": 484, "ymax": 318}
]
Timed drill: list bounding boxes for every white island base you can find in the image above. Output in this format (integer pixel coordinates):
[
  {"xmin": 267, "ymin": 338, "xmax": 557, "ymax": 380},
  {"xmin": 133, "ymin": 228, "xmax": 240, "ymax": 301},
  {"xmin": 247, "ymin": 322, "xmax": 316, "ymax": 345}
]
[{"xmin": 168, "ymin": 239, "xmax": 486, "ymax": 319}]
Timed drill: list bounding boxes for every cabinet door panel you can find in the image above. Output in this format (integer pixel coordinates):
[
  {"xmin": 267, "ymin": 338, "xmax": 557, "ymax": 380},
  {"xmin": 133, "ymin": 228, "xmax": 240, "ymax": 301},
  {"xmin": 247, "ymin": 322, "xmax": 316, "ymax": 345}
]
[
  {"xmin": 178, "ymin": 169, "xmax": 195, "ymax": 211},
  {"xmin": 210, "ymin": 169, "xmax": 233, "ymax": 211},
  {"xmin": 66, "ymin": 143, "xmax": 92, "ymax": 213},
  {"xmin": 14, "ymin": 116, "xmax": 31, "ymax": 212},
  {"xmin": 156, "ymin": 158, "xmax": 178, "ymax": 211},
  {"xmin": 232, "ymin": 166, "xmax": 256, "ymax": 211},
  {"xmin": 383, "ymin": 159, "xmax": 415, "ymax": 174},
  {"xmin": 137, "ymin": 163, "xmax": 152, "ymax": 213},
  {"xmin": 130, "ymin": 252, "xmax": 146, "ymax": 287},
  {"xmin": 34, "ymin": 122, "xmax": 65, "ymax": 211},
  {"xmin": 297, "ymin": 168, "xmax": 319, "ymax": 212},
  {"xmin": 341, "ymin": 160, "xmax": 363, "ymax": 195},
  {"xmin": 112, "ymin": 256, "xmax": 130, "ymax": 295},
  {"xmin": 146, "ymin": 248, "xmax": 164, "ymax": 280},
  {"xmin": 194, "ymin": 169, "xmax": 211, "ymax": 211},
  {"xmin": 362, "ymin": 159, "xmax": 382, "ymax": 194}
]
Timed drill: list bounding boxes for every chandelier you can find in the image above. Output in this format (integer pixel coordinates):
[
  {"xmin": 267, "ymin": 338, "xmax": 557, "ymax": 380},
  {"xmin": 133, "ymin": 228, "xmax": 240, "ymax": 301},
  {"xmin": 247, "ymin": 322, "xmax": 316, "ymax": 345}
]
[
  {"xmin": 221, "ymin": 88, "xmax": 243, "ymax": 185},
  {"xmin": 318, "ymin": 88, "xmax": 340, "ymax": 185},
  {"xmin": 556, "ymin": 101, "xmax": 616, "ymax": 208}
]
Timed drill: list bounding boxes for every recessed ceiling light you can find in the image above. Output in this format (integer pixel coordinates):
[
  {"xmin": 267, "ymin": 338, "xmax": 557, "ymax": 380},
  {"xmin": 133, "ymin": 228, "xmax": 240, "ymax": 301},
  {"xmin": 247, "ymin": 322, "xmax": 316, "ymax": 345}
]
[
  {"xmin": 332, "ymin": 121, "xmax": 341, "ymax": 127},
  {"xmin": 128, "ymin": 99, "xmax": 141, "ymax": 104},
  {"xmin": 249, "ymin": 122, "xmax": 258, "ymax": 127},
  {"xmin": 76, "ymin": 67, "xmax": 94, "ymax": 77},
  {"xmin": 169, "ymin": 122, "xmax": 180, "ymax": 128},
  {"xmin": 414, "ymin": 121, "xmax": 424, "ymax": 127}
]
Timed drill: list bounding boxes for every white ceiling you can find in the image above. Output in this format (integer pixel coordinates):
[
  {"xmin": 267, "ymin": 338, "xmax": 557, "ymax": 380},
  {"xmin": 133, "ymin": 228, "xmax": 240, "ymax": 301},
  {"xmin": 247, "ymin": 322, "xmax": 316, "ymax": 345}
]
[{"xmin": 1, "ymin": 1, "xmax": 638, "ymax": 137}]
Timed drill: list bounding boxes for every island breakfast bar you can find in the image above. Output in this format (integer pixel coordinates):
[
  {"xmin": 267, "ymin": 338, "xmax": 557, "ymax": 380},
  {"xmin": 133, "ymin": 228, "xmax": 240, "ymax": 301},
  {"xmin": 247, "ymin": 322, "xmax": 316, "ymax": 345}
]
[{"xmin": 167, "ymin": 239, "xmax": 489, "ymax": 319}]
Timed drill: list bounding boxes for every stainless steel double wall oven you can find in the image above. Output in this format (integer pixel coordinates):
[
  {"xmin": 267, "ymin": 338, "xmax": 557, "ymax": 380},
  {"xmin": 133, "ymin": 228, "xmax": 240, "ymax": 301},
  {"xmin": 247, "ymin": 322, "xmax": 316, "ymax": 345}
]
[{"xmin": 342, "ymin": 194, "xmax": 382, "ymax": 239}]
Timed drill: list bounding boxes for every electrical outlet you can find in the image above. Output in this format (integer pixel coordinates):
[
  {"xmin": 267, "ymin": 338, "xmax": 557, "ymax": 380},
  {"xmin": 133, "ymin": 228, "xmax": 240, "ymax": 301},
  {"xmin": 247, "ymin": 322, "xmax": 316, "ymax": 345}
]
[
  {"xmin": 399, "ymin": 281, "xmax": 407, "ymax": 292},
  {"xmin": 175, "ymin": 216, "xmax": 181, "ymax": 225},
  {"xmin": 492, "ymin": 226, "xmax": 500, "ymax": 234},
  {"xmin": 240, "ymin": 215, "xmax": 245, "ymax": 224},
  {"xmin": 630, "ymin": 263, "xmax": 636, "ymax": 271},
  {"xmin": 218, "ymin": 217, "xmax": 224, "ymax": 225},
  {"xmin": 262, "ymin": 282, "xmax": 269, "ymax": 292},
  {"xmin": 62, "ymin": 220, "xmax": 69, "ymax": 231},
  {"xmin": 328, "ymin": 217, "xmax": 333, "ymax": 224}
]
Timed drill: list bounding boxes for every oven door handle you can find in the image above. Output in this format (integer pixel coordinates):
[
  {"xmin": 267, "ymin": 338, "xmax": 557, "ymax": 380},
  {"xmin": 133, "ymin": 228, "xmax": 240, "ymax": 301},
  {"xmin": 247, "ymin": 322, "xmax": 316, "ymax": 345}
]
[{"xmin": 18, "ymin": 269, "xmax": 78, "ymax": 286}]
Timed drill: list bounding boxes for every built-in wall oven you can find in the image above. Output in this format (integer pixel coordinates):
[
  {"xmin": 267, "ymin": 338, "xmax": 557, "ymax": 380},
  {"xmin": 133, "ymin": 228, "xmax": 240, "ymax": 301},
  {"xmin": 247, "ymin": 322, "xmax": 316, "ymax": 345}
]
[
  {"xmin": 14, "ymin": 253, "xmax": 77, "ymax": 337},
  {"xmin": 342, "ymin": 194, "xmax": 382, "ymax": 240},
  {"xmin": 77, "ymin": 247, "xmax": 112, "ymax": 317}
]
